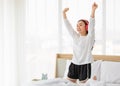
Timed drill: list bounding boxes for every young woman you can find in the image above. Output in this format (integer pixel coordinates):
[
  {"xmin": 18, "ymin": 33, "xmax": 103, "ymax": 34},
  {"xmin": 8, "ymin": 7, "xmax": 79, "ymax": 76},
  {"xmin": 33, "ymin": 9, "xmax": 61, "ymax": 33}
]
[{"xmin": 63, "ymin": 2, "xmax": 98, "ymax": 83}]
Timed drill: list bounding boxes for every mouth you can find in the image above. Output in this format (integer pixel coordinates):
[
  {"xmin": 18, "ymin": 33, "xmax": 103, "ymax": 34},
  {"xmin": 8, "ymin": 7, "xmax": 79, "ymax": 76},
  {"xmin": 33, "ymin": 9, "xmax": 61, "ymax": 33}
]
[{"xmin": 77, "ymin": 29, "xmax": 81, "ymax": 31}]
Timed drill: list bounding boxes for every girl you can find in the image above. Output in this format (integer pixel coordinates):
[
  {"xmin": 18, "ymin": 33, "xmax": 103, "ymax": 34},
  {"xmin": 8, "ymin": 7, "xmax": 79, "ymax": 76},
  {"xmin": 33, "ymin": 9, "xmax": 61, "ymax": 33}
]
[{"xmin": 63, "ymin": 2, "xmax": 98, "ymax": 83}]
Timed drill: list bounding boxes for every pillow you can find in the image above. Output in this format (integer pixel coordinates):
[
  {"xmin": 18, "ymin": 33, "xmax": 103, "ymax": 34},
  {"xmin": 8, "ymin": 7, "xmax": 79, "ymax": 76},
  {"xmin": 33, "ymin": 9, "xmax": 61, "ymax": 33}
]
[
  {"xmin": 91, "ymin": 60, "xmax": 102, "ymax": 81},
  {"xmin": 63, "ymin": 60, "xmax": 71, "ymax": 78},
  {"xmin": 101, "ymin": 61, "xmax": 120, "ymax": 84}
]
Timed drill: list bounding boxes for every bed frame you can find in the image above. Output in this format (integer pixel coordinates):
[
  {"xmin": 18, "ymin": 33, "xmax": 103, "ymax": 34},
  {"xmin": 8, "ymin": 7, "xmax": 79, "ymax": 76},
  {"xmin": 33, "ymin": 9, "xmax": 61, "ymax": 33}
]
[{"xmin": 55, "ymin": 53, "xmax": 120, "ymax": 78}]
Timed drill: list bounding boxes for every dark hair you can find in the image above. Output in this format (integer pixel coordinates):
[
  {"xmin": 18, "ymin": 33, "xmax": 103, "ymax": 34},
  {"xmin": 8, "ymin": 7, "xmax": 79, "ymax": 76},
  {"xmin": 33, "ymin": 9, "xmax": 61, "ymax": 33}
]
[
  {"xmin": 78, "ymin": 19, "xmax": 88, "ymax": 26},
  {"xmin": 78, "ymin": 19, "xmax": 89, "ymax": 34}
]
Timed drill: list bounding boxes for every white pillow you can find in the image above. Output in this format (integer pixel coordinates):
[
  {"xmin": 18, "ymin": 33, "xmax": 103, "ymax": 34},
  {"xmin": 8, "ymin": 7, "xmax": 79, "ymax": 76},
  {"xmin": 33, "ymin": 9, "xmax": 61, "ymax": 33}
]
[
  {"xmin": 101, "ymin": 61, "xmax": 120, "ymax": 84},
  {"xmin": 91, "ymin": 60, "xmax": 102, "ymax": 81},
  {"xmin": 63, "ymin": 60, "xmax": 71, "ymax": 78}
]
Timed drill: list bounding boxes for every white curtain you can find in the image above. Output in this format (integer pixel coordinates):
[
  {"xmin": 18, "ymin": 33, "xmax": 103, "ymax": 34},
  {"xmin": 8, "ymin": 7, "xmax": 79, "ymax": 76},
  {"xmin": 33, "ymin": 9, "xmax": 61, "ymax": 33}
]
[
  {"xmin": 0, "ymin": 0, "xmax": 4, "ymax": 86},
  {"xmin": 25, "ymin": 0, "xmax": 58, "ymax": 81},
  {"xmin": 1, "ymin": 0, "xmax": 120, "ymax": 86},
  {"xmin": 106, "ymin": 0, "xmax": 120, "ymax": 55},
  {"xmin": 0, "ymin": 0, "xmax": 26, "ymax": 86}
]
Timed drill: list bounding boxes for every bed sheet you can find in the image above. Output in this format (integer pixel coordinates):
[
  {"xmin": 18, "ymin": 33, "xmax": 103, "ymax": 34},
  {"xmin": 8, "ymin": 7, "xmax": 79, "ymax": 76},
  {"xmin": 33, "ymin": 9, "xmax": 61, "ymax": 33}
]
[
  {"xmin": 106, "ymin": 83, "xmax": 120, "ymax": 86},
  {"xmin": 29, "ymin": 78, "xmax": 80, "ymax": 86},
  {"xmin": 85, "ymin": 80, "xmax": 120, "ymax": 86},
  {"xmin": 29, "ymin": 78, "xmax": 118, "ymax": 86}
]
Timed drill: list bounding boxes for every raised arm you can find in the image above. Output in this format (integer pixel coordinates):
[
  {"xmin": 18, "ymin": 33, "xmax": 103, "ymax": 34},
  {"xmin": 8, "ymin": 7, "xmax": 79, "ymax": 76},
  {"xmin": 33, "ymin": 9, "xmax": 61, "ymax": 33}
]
[
  {"xmin": 62, "ymin": 8, "xmax": 78, "ymax": 39},
  {"xmin": 91, "ymin": 2, "xmax": 98, "ymax": 18},
  {"xmin": 89, "ymin": 2, "xmax": 98, "ymax": 31},
  {"xmin": 88, "ymin": 2, "xmax": 98, "ymax": 50},
  {"xmin": 63, "ymin": 8, "xmax": 69, "ymax": 19},
  {"xmin": 88, "ymin": 2, "xmax": 98, "ymax": 39}
]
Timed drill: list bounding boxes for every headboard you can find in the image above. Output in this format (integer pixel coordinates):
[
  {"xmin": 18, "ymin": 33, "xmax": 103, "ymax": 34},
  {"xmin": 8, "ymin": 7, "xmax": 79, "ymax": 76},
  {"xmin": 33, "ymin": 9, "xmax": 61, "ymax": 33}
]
[{"xmin": 55, "ymin": 53, "xmax": 120, "ymax": 78}]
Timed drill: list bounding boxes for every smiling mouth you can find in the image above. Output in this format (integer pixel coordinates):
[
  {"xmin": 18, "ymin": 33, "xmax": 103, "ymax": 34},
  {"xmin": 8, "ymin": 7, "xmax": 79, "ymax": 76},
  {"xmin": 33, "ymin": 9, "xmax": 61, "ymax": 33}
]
[{"xmin": 77, "ymin": 29, "xmax": 81, "ymax": 31}]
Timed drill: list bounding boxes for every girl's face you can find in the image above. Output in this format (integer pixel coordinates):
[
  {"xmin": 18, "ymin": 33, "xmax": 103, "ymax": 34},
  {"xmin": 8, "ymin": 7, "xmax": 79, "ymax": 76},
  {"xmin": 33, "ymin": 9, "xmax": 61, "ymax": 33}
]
[{"xmin": 77, "ymin": 21, "xmax": 87, "ymax": 35}]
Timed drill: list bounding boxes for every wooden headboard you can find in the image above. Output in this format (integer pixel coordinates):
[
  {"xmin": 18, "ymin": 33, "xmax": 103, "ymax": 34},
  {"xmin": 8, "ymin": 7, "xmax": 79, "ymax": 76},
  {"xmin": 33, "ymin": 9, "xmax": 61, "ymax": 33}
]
[{"xmin": 55, "ymin": 53, "xmax": 120, "ymax": 78}]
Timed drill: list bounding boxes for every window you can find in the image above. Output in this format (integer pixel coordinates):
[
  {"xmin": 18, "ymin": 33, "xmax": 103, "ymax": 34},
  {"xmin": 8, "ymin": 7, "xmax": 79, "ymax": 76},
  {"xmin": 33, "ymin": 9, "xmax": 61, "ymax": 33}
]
[
  {"xmin": 25, "ymin": 0, "xmax": 58, "ymax": 81},
  {"xmin": 106, "ymin": 0, "xmax": 120, "ymax": 55}
]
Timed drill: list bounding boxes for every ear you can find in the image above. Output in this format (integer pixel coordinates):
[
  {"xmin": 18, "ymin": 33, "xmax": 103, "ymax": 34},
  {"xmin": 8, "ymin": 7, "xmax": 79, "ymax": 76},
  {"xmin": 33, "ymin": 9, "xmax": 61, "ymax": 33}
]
[{"xmin": 85, "ymin": 24, "xmax": 88, "ymax": 31}]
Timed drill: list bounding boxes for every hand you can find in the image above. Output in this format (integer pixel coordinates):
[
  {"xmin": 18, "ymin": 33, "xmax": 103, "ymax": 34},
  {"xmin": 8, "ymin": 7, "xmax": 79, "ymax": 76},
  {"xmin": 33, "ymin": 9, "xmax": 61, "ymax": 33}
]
[
  {"xmin": 63, "ymin": 8, "xmax": 69, "ymax": 14},
  {"xmin": 92, "ymin": 2, "xmax": 98, "ymax": 11},
  {"xmin": 63, "ymin": 8, "xmax": 69, "ymax": 19},
  {"xmin": 91, "ymin": 2, "xmax": 98, "ymax": 18}
]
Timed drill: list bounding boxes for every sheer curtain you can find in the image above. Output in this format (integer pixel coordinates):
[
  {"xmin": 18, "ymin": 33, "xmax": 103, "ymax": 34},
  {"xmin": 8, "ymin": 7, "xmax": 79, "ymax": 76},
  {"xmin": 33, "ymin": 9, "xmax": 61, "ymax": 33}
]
[
  {"xmin": 0, "ymin": 1, "xmax": 18, "ymax": 86},
  {"xmin": 0, "ymin": 0, "xmax": 26, "ymax": 86},
  {"xmin": 1, "ymin": 0, "xmax": 120, "ymax": 86},
  {"xmin": 106, "ymin": 0, "xmax": 120, "ymax": 55},
  {"xmin": 25, "ymin": 0, "xmax": 58, "ymax": 81},
  {"xmin": 0, "ymin": 0, "xmax": 4, "ymax": 85}
]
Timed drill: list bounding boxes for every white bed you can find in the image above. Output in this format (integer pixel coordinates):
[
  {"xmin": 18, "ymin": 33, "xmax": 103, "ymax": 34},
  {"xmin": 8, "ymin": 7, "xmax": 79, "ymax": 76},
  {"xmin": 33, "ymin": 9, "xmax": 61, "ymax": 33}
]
[{"xmin": 29, "ymin": 54, "xmax": 120, "ymax": 86}]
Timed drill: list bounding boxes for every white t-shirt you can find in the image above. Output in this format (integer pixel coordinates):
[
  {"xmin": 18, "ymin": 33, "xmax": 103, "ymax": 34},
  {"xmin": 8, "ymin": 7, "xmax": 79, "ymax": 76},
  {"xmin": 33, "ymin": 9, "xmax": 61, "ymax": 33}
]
[{"xmin": 63, "ymin": 17, "xmax": 95, "ymax": 65}]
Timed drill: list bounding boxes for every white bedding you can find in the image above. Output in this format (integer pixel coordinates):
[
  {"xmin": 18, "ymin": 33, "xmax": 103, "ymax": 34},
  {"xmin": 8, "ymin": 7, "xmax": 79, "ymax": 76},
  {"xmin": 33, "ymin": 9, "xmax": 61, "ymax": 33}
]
[
  {"xmin": 106, "ymin": 83, "xmax": 120, "ymax": 86},
  {"xmin": 29, "ymin": 78, "xmax": 80, "ymax": 86},
  {"xmin": 28, "ymin": 60, "xmax": 120, "ymax": 86},
  {"xmin": 28, "ymin": 78, "xmax": 113, "ymax": 86}
]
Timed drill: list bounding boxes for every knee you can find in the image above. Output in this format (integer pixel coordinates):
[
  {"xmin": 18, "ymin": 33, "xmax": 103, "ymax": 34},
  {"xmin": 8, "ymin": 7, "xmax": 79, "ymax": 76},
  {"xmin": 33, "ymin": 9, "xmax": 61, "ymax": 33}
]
[
  {"xmin": 80, "ymin": 79, "xmax": 88, "ymax": 83},
  {"xmin": 67, "ymin": 77, "xmax": 77, "ymax": 83}
]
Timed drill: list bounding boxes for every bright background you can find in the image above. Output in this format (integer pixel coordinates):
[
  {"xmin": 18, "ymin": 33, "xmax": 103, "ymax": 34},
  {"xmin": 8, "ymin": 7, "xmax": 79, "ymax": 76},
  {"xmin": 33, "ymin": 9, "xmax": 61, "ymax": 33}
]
[{"xmin": 0, "ymin": 0, "xmax": 120, "ymax": 86}]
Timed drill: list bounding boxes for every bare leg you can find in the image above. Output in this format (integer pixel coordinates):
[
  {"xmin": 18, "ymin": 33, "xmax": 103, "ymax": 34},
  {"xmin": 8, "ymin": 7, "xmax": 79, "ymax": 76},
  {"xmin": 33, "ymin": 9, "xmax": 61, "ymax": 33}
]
[
  {"xmin": 80, "ymin": 76, "xmax": 97, "ymax": 83},
  {"xmin": 80, "ymin": 78, "xmax": 88, "ymax": 83},
  {"xmin": 67, "ymin": 77, "xmax": 77, "ymax": 83},
  {"xmin": 93, "ymin": 76, "xmax": 97, "ymax": 80}
]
